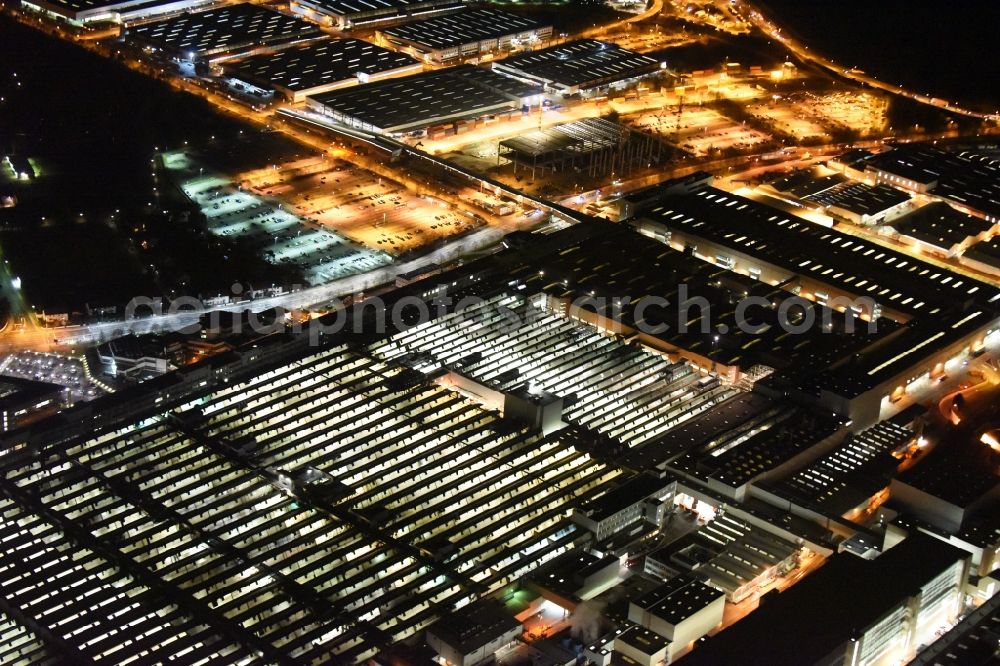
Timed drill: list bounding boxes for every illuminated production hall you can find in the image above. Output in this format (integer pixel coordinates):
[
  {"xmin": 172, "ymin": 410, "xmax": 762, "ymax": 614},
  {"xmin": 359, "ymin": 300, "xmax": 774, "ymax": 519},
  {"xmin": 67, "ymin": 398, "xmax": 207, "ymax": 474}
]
[
  {"xmin": 224, "ymin": 38, "xmax": 422, "ymax": 103},
  {"xmin": 19, "ymin": 0, "xmax": 212, "ymax": 26},
  {"xmin": 0, "ymin": 221, "xmax": 843, "ymax": 663},
  {"xmin": 376, "ymin": 8, "xmax": 552, "ymax": 64},
  {"xmin": 369, "ymin": 293, "xmax": 737, "ymax": 446},
  {"xmin": 633, "ymin": 186, "xmax": 1000, "ymax": 426},
  {"xmin": 0, "ymin": 341, "xmax": 629, "ymax": 662},
  {"xmin": 290, "ymin": 0, "xmax": 465, "ymax": 30},
  {"xmin": 0, "ymin": 211, "xmax": 997, "ymax": 664},
  {"xmin": 7, "ymin": 0, "xmax": 1000, "ymax": 659},
  {"xmin": 125, "ymin": 4, "xmax": 323, "ymax": 65}
]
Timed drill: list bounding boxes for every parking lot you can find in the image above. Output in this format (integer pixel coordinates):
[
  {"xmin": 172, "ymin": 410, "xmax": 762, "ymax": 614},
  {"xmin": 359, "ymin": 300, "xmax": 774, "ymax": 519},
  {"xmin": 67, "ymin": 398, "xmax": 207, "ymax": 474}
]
[
  {"xmin": 601, "ymin": 26, "xmax": 696, "ymax": 53},
  {"xmin": 746, "ymin": 100, "xmax": 830, "ymax": 139},
  {"xmin": 747, "ymin": 91, "xmax": 887, "ymax": 139},
  {"xmin": 803, "ymin": 91, "xmax": 888, "ymax": 135},
  {"xmin": 164, "ymin": 151, "xmax": 392, "ymax": 285},
  {"xmin": 628, "ymin": 106, "xmax": 771, "ymax": 156},
  {"xmin": 675, "ymin": 75, "xmax": 768, "ymax": 104},
  {"xmin": 0, "ymin": 351, "xmax": 106, "ymax": 403},
  {"xmin": 240, "ymin": 157, "xmax": 484, "ymax": 256}
]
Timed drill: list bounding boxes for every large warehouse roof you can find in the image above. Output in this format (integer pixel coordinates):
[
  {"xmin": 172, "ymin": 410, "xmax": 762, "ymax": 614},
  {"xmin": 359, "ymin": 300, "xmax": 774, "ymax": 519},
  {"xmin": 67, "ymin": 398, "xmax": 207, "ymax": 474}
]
[
  {"xmin": 892, "ymin": 201, "xmax": 993, "ymax": 251},
  {"xmin": 0, "ymin": 337, "xmax": 627, "ymax": 662},
  {"xmin": 868, "ymin": 144, "xmax": 1000, "ymax": 220},
  {"xmin": 449, "ymin": 65, "xmax": 541, "ymax": 99},
  {"xmin": 645, "ymin": 187, "xmax": 1000, "ymax": 315},
  {"xmin": 26, "ymin": 0, "xmax": 160, "ymax": 16},
  {"xmin": 227, "ymin": 38, "xmax": 419, "ymax": 93},
  {"xmin": 297, "ymin": 0, "xmax": 462, "ymax": 20},
  {"xmin": 505, "ymin": 225, "xmax": 896, "ymax": 373},
  {"xmin": 25, "ymin": 0, "xmax": 120, "ymax": 12},
  {"xmin": 128, "ymin": 4, "xmax": 322, "ymax": 58},
  {"xmin": 306, "ymin": 0, "xmax": 439, "ymax": 14},
  {"xmin": 682, "ymin": 534, "xmax": 968, "ymax": 666},
  {"xmin": 23, "ymin": 0, "xmax": 211, "ymax": 23},
  {"xmin": 804, "ymin": 181, "xmax": 911, "ymax": 217},
  {"xmin": 494, "ymin": 39, "xmax": 661, "ymax": 91},
  {"xmin": 308, "ymin": 65, "xmax": 539, "ymax": 133},
  {"xmin": 381, "ymin": 8, "xmax": 543, "ymax": 51}
]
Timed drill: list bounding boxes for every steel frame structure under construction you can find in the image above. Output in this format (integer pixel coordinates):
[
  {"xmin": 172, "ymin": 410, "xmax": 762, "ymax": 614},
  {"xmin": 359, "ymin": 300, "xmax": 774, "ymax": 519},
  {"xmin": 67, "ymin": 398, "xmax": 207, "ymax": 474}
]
[{"xmin": 498, "ymin": 117, "xmax": 663, "ymax": 180}]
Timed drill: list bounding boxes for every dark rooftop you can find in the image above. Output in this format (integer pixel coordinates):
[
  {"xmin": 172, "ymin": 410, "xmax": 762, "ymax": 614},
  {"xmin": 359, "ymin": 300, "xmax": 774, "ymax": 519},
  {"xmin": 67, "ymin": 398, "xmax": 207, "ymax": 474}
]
[
  {"xmin": 681, "ymin": 533, "xmax": 969, "ymax": 666},
  {"xmin": 955, "ymin": 514, "xmax": 1000, "ymax": 549},
  {"xmin": 895, "ymin": 422, "xmax": 1000, "ymax": 509},
  {"xmin": 867, "ymin": 147, "xmax": 943, "ymax": 185},
  {"xmin": 804, "ymin": 181, "xmax": 911, "ymax": 217},
  {"xmin": 672, "ymin": 407, "xmax": 845, "ymax": 490},
  {"xmin": 307, "ymin": 65, "xmax": 537, "ymax": 132},
  {"xmin": 616, "ymin": 625, "xmax": 670, "ymax": 655},
  {"xmin": 24, "ymin": 0, "xmax": 176, "ymax": 17},
  {"xmin": 788, "ymin": 305, "xmax": 998, "ymax": 400},
  {"xmin": 763, "ymin": 420, "xmax": 911, "ymax": 515},
  {"xmin": 96, "ymin": 333, "xmax": 170, "ymax": 362},
  {"xmin": 624, "ymin": 393, "xmax": 773, "ymax": 471},
  {"xmin": 529, "ymin": 549, "xmax": 620, "ymax": 599},
  {"xmin": 765, "ymin": 169, "xmax": 848, "ymax": 200},
  {"xmin": 296, "ymin": 0, "xmax": 459, "ymax": 19},
  {"xmin": 381, "ymin": 8, "xmax": 544, "ymax": 51},
  {"xmin": 0, "ymin": 375, "xmax": 64, "ymax": 404},
  {"xmin": 426, "ymin": 600, "xmax": 521, "ymax": 654},
  {"xmin": 892, "ymin": 201, "xmax": 993, "ymax": 251},
  {"xmin": 867, "ymin": 145, "xmax": 1000, "ymax": 220},
  {"xmin": 511, "ymin": 225, "xmax": 898, "ymax": 372},
  {"xmin": 449, "ymin": 65, "xmax": 541, "ymax": 99},
  {"xmin": 226, "ymin": 38, "xmax": 418, "ymax": 92},
  {"xmin": 127, "ymin": 4, "xmax": 322, "ymax": 58},
  {"xmin": 577, "ymin": 473, "xmax": 674, "ymax": 522},
  {"xmin": 645, "ymin": 187, "xmax": 1000, "ymax": 315},
  {"xmin": 494, "ymin": 39, "xmax": 660, "ymax": 90},
  {"xmin": 632, "ymin": 575, "xmax": 724, "ymax": 626},
  {"xmin": 962, "ymin": 235, "xmax": 1000, "ymax": 268},
  {"xmin": 829, "ymin": 149, "xmax": 875, "ymax": 169}
]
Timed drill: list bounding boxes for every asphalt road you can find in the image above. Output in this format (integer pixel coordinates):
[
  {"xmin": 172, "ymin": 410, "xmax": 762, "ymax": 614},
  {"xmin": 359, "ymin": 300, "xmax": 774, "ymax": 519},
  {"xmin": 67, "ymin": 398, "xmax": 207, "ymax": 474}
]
[{"xmin": 736, "ymin": 0, "xmax": 999, "ymax": 122}]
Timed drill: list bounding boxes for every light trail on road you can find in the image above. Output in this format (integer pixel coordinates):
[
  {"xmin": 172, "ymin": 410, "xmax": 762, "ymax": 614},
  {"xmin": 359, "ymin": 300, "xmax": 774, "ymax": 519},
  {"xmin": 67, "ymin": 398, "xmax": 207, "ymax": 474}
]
[
  {"xmin": 0, "ymin": 225, "xmax": 509, "ymax": 352},
  {"xmin": 736, "ymin": 0, "xmax": 1000, "ymax": 123}
]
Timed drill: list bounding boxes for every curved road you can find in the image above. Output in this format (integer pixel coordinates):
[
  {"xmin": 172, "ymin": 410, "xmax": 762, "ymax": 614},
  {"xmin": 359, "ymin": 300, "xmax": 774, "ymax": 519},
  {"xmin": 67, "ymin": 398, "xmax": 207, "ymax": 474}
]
[
  {"xmin": 583, "ymin": 0, "xmax": 664, "ymax": 36},
  {"xmin": 0, "ymin": 224, "xmax": 512, "ymax": 353},
  {"xmin": 736, "ymin": 1, "xmax": 999, "ymax": 122}
]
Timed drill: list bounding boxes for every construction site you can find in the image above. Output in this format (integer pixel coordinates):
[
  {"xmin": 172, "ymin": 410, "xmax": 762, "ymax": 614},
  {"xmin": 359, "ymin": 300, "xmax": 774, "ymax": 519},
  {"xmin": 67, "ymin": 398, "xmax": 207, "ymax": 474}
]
[{"xmin": 497, "ymin": 117, "xmax": 666, "ymax": 181}]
